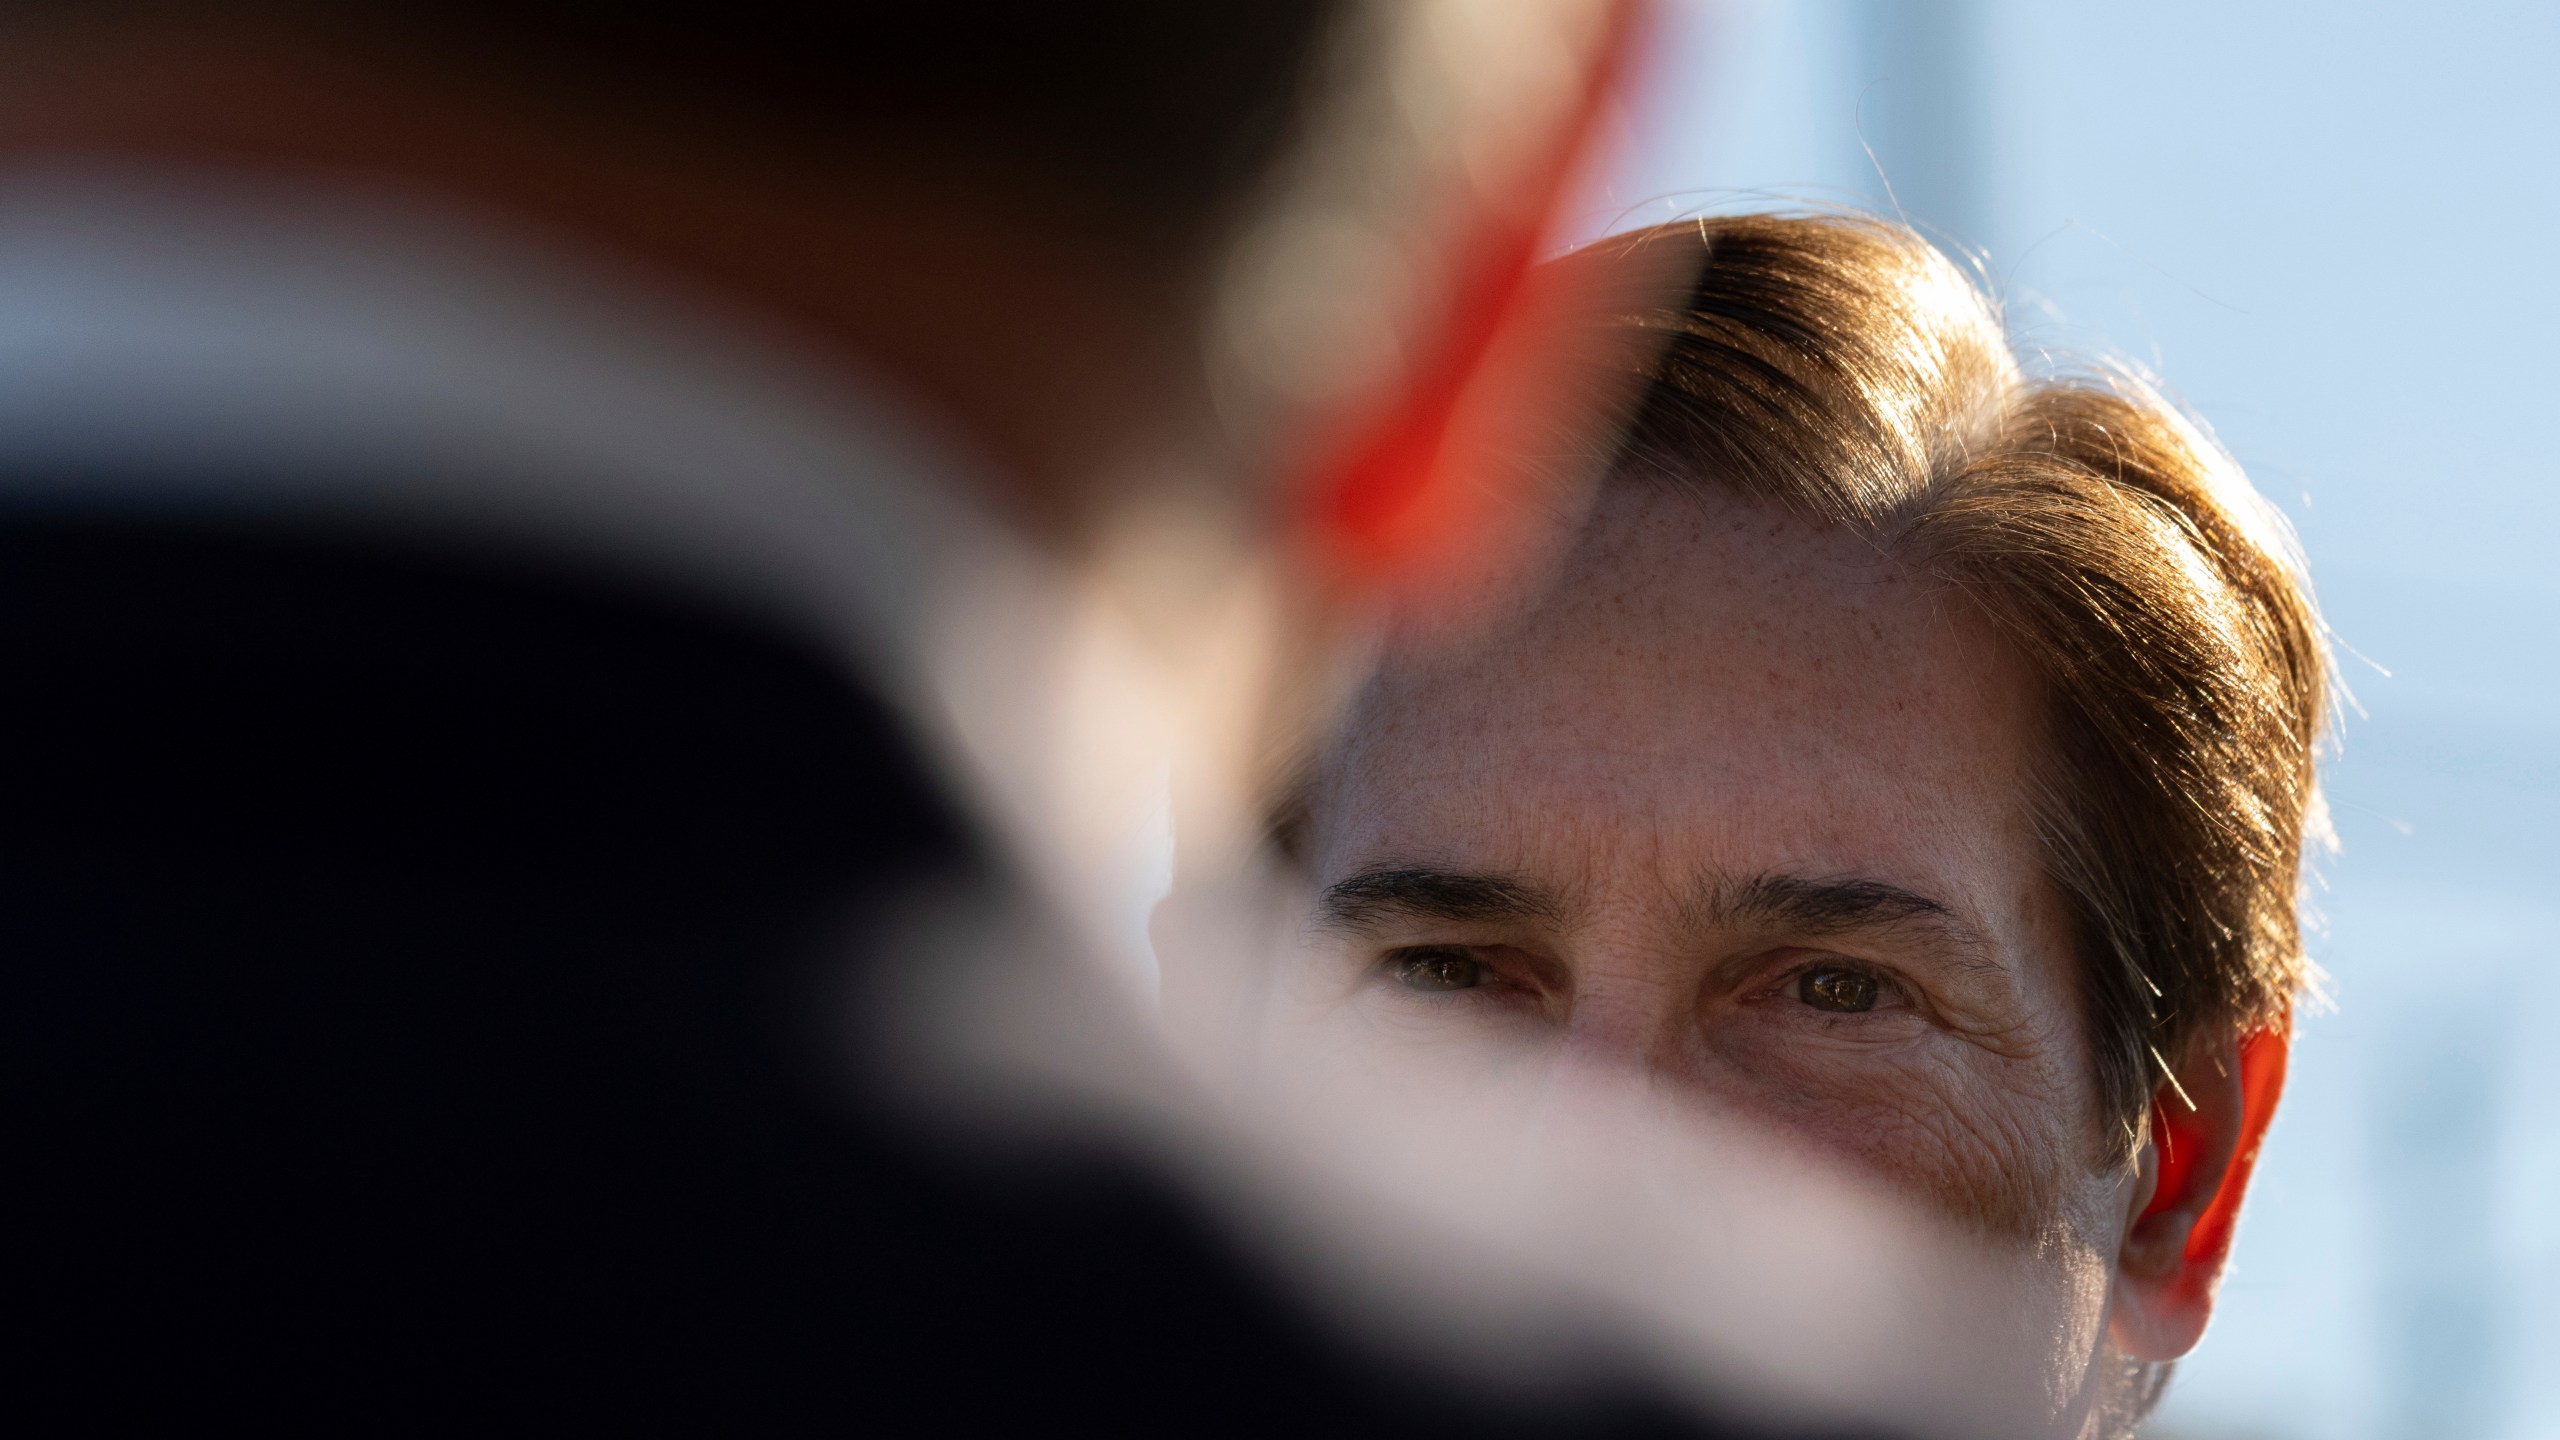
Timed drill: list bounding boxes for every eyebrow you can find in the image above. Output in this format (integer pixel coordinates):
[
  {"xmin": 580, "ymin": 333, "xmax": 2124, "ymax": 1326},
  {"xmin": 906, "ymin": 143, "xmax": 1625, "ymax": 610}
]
[
  {"xmin": 1700, "ymin": 871, "xmax": 1997, "ymax": 970},
  {"xmin": 1314, "ymin": 866, "xmax": 1565, "ymax": 932},
  {"xmin": 1312, "ymin": 864, "xmax": 1989, "ymax": 960},
  {"xmin": 1710, "ymin": 872, "xmax": 1954, "ymax": 932}
]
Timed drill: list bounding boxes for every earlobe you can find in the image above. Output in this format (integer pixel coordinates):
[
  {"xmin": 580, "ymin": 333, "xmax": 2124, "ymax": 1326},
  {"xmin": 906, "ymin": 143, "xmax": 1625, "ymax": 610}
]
[{"xmin": 2108, "ymin": 1024, "xmax": 2289, "ymax": 1360}]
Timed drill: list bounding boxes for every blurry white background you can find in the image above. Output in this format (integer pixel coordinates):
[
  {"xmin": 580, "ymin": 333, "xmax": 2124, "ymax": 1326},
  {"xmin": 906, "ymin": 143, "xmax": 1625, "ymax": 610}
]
[{"xmin": 1575, "ymin": 3, "xmax": 2560, "ymax": 1436}]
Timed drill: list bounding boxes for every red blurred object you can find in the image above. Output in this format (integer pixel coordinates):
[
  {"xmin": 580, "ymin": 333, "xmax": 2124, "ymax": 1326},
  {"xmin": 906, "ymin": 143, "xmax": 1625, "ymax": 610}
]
[{"xmin": 1298, "ymin": 0, "xmax": 1657, "ymax": 604}]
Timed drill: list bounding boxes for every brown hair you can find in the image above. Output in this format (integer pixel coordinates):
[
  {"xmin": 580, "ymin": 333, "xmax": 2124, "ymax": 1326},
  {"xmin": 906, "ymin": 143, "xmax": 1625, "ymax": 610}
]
[{"xmin": 1592, "ymin": 212, "xmax": 2328, "ymax": 1151}]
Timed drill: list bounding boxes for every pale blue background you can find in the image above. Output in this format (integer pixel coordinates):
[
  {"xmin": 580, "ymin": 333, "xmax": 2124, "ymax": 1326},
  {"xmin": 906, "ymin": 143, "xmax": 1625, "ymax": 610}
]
[{"xmin": 1580, "ymin": 5, "xmax": 2560, "ymax": 1436}]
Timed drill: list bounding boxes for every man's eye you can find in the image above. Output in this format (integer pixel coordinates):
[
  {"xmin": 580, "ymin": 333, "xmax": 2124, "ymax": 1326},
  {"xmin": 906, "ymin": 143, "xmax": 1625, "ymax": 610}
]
[
  {"xmin": 1797, "ymin": 966, "xmax": 1879, "ymax": 1013},
  {"xmin": 1392, "ymin": 947, "xmax": 1490, "ymax": 992}
]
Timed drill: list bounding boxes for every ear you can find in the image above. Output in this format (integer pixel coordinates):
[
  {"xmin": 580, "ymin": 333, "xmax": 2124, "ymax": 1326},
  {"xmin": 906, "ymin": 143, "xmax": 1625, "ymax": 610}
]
[{"xmin": 2108, "ymin": 1025, "xmax": 2289, "ymax": 1359}]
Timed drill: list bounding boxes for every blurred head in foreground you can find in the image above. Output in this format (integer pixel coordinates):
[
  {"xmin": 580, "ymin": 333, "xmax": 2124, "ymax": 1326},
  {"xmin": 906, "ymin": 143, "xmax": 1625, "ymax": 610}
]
[
  {"xmin": 1232, "ymin": 213, "xmax": 2328, "ymax": 1436},
  {"xmin": 2, "ymin": 2, "xmax": 1809, "ymax": 1434}
]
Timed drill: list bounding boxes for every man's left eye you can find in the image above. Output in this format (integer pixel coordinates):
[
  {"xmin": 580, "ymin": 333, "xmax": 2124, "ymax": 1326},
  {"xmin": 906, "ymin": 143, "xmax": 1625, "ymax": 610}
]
[
  {"xmin": 1392, "ymin": 947, "xmax": 1490, "ymax": 992},
  {"xmin": 1798, "ymin": 966, "xmax": 1880, "ymax": 1013}
]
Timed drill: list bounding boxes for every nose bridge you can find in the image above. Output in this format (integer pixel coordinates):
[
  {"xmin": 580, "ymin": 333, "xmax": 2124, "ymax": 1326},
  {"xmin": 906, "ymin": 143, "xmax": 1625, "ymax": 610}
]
[{"xmin": 1552, "ymin": 932, "xmax": 1698, "ymax": 1080}]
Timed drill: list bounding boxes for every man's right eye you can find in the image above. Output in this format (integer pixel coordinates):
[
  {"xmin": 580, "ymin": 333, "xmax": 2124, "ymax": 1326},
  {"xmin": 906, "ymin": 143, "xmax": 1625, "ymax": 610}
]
[{"xmin": 1390, "ymin": 947, "xmax": 1490, "ymax": 992}]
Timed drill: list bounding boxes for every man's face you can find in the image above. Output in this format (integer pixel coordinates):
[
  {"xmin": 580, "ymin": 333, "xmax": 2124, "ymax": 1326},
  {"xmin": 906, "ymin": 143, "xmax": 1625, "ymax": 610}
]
[{"xmin": 1275, "ymin": 481, "xmax": 2135, "ymax": 1393}]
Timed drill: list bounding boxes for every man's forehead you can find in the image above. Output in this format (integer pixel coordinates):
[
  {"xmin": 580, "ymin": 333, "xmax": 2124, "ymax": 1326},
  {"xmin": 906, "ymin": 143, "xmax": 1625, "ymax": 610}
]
[
  {"xmin": 1356, "ymin": 489, "xmax": 2022, "ymax": 734},
  {"xmin": 1311, "ymin": 778, "xmax": 2004, "ymax": 918},
  {"xmin": 1308, "ymin": 485, "xmax": 2046, "ymax": 897}
]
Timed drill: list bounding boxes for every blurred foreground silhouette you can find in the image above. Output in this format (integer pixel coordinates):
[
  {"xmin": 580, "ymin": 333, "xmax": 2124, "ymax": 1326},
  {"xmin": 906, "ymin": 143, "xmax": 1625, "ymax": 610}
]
[{"xmin": 0, "ymin": 5, "xmax": 2193, "ymax": 1436}]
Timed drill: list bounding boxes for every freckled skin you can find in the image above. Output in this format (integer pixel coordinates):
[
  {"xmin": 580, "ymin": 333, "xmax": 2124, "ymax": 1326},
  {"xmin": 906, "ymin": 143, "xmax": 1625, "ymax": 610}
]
[{"xmin": 1284, "ymin": 482, "xmax": 2132, "ymax": 1409}]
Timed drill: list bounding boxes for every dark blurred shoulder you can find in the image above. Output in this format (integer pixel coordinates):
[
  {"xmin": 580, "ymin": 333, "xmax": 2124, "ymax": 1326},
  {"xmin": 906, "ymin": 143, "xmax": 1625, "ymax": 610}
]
[{"xmin": 0, "ymin": 503, "xmax": 1863, "ymax": 1438}]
